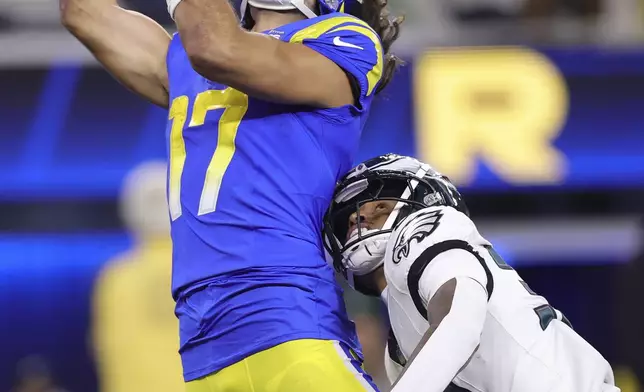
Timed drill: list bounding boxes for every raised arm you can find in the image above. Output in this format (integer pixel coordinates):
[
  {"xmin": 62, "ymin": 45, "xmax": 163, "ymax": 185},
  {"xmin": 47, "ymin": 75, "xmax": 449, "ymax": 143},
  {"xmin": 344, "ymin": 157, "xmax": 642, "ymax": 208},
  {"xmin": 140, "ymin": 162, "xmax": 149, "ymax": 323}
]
[
  {"xmin": 173, "ymin": 0, "xmax": 382, "ymax": 108},
  {"xmin": 391, "ymin": 249, "xmax": 489, "ymax": 392},
  {"xmin": 60, "ymin": 0, "xmax": 171, "ymax": 108}
]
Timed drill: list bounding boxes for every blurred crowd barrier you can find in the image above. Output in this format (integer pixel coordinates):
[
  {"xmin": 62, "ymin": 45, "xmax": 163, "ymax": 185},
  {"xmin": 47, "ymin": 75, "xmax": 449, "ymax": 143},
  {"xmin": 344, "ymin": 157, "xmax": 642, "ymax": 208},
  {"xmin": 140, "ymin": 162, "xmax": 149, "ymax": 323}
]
[{"xmin": 1, "ymin": 1, "xmax": 644, "ymax": 391}]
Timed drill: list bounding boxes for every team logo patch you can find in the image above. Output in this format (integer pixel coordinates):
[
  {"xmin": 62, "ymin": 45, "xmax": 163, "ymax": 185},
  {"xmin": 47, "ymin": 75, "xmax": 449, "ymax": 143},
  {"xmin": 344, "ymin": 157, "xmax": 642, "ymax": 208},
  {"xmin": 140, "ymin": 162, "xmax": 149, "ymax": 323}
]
[{"xmin": 392, "ymin": 210, "xmax": 443, "ymax": 264}]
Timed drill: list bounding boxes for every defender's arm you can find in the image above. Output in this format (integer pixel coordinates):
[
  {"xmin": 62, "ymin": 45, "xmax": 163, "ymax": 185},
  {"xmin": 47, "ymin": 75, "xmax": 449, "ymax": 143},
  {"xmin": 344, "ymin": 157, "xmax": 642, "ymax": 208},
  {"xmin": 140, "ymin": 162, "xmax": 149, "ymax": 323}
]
[
  {"xmin": 60, "ymin": 0, "xmax": 170, "ymax": 108},
  {"xmin": 173, "ymin": 0, "xmax": 358, "ymax": 108},
  {"xmin": 391, "ymin": 250, "xmax": 488, "ymax": 392}
]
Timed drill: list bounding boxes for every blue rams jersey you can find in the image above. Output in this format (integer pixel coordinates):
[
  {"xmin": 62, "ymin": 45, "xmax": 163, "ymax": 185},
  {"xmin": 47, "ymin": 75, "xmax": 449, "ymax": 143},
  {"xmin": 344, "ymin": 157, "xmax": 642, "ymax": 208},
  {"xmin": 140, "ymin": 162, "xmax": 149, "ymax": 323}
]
[{"xmin": 166, "ymin": 13, "xmax": 383, "ymax": 380}]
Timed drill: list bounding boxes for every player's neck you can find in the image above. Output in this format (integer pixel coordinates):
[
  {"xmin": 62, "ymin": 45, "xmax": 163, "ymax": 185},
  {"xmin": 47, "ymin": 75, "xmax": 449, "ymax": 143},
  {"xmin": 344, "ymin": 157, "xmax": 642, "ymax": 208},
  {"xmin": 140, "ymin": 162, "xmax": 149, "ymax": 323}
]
[
  {"xmin": 250, "ymin": 9, "xmax": 307, "ymax": 32},
  {"xmin": 374, "ymin": 267, "xmax": 387, "ymax": 294}
]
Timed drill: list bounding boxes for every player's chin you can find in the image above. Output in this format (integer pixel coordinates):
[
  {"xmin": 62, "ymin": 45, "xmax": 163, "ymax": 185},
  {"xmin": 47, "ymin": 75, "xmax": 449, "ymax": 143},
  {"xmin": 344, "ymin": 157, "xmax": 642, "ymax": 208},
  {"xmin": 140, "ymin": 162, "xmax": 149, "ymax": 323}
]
[
  {"xmin": 346, "ymin": 228, "xmax": 378, "ymax": 245},
  {"xmin": 346, "ymin": 227, "xmax": 363, "ymax": 244}
]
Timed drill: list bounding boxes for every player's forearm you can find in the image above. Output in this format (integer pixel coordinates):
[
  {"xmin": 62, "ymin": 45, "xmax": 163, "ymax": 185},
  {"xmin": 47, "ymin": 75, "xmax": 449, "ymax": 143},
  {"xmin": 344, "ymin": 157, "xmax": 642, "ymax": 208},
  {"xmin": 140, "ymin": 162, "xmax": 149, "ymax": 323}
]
[
  {"xmin": 174, "ymin": 0, "xmax": 244, "ymax": 78},
  {"xmin": 391, "ymin": 278, "xmax": 487, "ymax": 392},
  {"xmin": 60, "ymin": 0, "xmax": 170, "ymax": 108}
]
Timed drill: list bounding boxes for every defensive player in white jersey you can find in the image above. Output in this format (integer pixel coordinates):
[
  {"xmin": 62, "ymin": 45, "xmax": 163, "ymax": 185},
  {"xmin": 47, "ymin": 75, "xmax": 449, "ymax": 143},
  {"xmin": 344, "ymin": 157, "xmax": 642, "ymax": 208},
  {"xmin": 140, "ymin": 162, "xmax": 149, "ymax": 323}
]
[{"xmin": 323, "ymin": 154, "xmax": 619, "ymax": 392}]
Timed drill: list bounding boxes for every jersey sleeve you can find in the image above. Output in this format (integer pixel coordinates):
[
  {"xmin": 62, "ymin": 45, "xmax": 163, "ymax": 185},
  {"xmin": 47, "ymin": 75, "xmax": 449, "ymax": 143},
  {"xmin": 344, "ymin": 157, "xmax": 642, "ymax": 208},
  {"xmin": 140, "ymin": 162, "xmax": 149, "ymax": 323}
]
[
  {"xmin": 417, "ymin": 249, "xmax": 489, "ymax": 306},
  {"xmin": 384, "ymin": 206, "xmax": 494, "ymax": 318},
  {"xmin": 289, "ymin": 15, "xmax": 384, "ymax": 106}
]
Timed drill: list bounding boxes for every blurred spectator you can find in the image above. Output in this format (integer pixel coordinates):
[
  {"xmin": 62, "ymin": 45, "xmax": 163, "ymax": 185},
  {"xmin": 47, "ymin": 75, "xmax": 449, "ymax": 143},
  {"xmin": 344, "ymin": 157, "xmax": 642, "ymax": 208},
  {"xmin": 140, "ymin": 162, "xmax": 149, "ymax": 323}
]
[
  {"xmin": 443, "ymin": 0, "xmax": 603, "ymax": 21},
  {"xmin": 354, "ymin": 312, "xmax": 390, "ymax": 391},
  {"xmin": 121, "ymin": 0, "xmax": 173, "ymax": 25},
  {"xmin": 11, "ymin": 355, "xmax": 69, "ymax": 392},
  {"xmin": 343, "ymin": 284, "xmax": 390, "ymax": 391},
  {"xmin": 522, "ymin": 0, "xmax": 601, "ymax": 19},
  {"xmin": 91, "ymin": 161, "xmax": 183, "ymax": 392},
  {"xmin": 450, "ymin": 0, "xmax": 527, "ymax": 21},
  {"xmin": 0, "ymin": 0, "xmax": 59, "ymax": 29},
  {"xmin": 615, "ymin": 218, "xmax": 644, "ymax": 392},
  {"xmin": 0, "ymin": 0, "xmax": 171, "ymax": 30}
]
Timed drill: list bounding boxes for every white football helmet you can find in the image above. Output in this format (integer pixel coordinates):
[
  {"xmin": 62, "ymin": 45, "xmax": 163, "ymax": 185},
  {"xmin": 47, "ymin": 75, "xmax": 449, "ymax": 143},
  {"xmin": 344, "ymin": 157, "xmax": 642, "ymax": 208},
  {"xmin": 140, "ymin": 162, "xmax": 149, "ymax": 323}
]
[{"xmin": 323, "ymin": 154, "xmax": 468, "ymax": 295}]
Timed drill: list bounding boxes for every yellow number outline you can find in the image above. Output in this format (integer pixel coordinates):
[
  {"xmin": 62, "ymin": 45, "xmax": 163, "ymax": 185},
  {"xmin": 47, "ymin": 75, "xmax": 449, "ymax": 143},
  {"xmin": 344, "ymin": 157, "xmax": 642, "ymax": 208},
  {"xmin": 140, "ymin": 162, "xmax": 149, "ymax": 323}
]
[
  {"xmin": 168, "ymin": 96, "xmax": 188, "ymax": 221},
  {"xmin": 168, "ymin": 88, "xmax": 249, "ymax": 220}
]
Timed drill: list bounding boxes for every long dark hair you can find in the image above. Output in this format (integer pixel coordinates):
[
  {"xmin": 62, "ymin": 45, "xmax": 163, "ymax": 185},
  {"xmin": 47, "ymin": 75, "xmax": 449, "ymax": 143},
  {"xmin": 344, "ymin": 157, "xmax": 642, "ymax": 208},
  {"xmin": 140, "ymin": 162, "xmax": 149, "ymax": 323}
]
[{"xmin": 361, "ymin": 0, "xmax": 404, "ymax": 95}]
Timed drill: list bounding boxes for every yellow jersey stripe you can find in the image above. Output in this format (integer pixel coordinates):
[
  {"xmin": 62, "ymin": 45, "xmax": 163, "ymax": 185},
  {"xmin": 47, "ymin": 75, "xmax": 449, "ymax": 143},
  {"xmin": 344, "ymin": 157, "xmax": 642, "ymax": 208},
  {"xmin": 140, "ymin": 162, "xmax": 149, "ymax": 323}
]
[
  {"xmin": 289, "ymin": 17, "xmax": 383, "ymax": 97},
  {"xmin": 328, "ymin": 24, "xmax": 383, "ymax": 96},
  {"xmin": 289, "ymin": 16, "xmax": 373, "ymax": 43}
]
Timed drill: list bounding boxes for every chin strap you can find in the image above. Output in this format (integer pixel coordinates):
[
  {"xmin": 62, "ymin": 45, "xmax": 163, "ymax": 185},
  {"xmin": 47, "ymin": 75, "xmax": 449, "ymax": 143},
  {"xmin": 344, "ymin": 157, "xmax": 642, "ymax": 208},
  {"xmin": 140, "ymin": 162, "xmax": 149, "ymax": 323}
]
[
  {"xmin": 290, "ymin": 0, "xmax": 318, "ymax": 18},
  {"xmin": 166, "ymin": 0, "xmax": 182, "ymax": 20},
  {"xmin": 246, "ymin": 0, "xmax": 317, "ymax": 18},
  {"xmin": 240, "ymin": 0, "xmax": 249, "ymax": 21}
]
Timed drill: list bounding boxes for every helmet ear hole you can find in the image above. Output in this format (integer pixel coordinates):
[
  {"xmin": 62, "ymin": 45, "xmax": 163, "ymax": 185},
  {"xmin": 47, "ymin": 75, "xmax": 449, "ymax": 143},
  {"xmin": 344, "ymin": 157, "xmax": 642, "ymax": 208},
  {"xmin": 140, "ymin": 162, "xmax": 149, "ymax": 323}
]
[
  {"xmin": 332, "ymin": 207, "xmax": 353, "ymax": 246},
  {"xmin": 391, "ymin": 203, "xmax": 414, "ymax": 228}
]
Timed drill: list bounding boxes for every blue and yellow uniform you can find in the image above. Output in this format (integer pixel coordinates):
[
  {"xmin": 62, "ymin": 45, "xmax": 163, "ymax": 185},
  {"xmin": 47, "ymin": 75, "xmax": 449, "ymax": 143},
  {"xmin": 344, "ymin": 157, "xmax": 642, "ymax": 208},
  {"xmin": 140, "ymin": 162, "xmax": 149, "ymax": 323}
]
[{"xmin": 166, "ymin": 12, "xmax": 383, "ymax": 391}]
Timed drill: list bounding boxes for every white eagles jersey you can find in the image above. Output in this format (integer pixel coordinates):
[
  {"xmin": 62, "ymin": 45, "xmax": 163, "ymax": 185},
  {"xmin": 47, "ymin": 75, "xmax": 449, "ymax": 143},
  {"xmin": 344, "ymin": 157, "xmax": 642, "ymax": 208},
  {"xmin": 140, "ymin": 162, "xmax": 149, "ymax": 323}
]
[{"xmin": 382, "ymin": 206, "xmax": 617, "ymax": 392}]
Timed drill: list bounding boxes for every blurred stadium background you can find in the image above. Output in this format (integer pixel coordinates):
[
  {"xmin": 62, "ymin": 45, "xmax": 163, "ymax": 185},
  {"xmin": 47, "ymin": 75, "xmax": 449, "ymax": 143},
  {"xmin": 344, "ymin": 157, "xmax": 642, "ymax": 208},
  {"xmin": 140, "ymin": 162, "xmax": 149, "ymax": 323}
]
[{"xmin": 1, "ymin": 0, "xmax": 644, "ymax": 391}]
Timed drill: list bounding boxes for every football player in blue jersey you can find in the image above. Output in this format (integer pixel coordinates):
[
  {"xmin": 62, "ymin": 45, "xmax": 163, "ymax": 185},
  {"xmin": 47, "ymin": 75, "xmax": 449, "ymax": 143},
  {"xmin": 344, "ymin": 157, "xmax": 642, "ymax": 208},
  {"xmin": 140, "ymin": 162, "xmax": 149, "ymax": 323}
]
[{"xmin": 61, "ymin": 0, "xmax": 402, "ymax": 390}]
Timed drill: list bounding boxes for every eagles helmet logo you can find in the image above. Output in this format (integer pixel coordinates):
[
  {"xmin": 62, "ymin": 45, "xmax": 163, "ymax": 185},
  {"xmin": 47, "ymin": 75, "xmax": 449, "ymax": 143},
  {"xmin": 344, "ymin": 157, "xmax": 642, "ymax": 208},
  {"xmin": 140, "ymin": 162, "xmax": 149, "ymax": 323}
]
[{"xmin": 392, "ymin": 210, "xmax": 443, "ymax": 264}]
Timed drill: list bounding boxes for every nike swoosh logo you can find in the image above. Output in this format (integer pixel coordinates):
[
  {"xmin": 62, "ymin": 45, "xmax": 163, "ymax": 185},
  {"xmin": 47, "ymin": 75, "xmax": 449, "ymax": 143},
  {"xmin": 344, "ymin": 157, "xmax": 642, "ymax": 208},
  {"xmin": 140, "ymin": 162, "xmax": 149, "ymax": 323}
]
[{"xmin": 333, "ymin": 36, "xmax": 363, "ymax": 50}]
